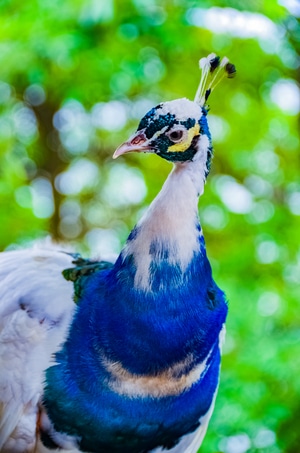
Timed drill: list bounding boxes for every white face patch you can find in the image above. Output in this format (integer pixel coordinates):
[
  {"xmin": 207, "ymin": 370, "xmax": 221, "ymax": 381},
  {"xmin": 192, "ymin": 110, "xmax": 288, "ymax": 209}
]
[{"xmin": 154, "ymin": 98, "xmax": 203, "ymax": 123}]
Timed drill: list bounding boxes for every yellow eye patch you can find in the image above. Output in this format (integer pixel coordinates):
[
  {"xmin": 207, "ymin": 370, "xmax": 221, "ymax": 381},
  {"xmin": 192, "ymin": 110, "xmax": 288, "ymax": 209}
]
[{"xmin": 167, "ymin": 123, "xmax": 200, "ymax": 153}]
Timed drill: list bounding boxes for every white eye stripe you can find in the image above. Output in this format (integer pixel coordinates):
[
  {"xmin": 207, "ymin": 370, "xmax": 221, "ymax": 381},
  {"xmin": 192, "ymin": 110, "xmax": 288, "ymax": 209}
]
[{"xmin": 152, "ymin": 125, "xmax": 168, "ymax": 140}]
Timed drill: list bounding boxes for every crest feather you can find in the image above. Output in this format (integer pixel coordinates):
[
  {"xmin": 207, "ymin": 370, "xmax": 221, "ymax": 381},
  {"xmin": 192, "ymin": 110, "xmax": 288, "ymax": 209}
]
[{"xmin": 194, "ymin": 53, "xmax": 236, "ymax": 107}]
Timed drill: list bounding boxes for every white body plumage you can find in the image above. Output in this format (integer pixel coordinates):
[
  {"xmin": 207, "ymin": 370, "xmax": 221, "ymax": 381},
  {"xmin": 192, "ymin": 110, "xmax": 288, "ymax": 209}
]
[{"xmin": 0, "ymin": 246, "xmax": 75, "ymax": 452}]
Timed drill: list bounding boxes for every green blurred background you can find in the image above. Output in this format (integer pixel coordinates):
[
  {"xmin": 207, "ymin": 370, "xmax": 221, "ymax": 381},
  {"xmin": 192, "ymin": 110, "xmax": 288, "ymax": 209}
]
[{"xmin": 0, "ymin": 0, "xmax": 299, "ymax": 451}]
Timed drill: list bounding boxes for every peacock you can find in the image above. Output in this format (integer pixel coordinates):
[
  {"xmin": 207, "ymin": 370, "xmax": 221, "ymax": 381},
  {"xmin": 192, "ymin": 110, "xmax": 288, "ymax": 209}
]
[{"xmin": 0, "ymin": 54, "xmax": 235, "ymax": 453}]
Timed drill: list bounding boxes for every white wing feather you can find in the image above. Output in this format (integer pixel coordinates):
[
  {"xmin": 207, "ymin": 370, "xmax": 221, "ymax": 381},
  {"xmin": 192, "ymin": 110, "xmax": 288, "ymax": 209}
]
[{"xmin": 0, "ymin": 245, "xmax": 76, "ymax": 452}]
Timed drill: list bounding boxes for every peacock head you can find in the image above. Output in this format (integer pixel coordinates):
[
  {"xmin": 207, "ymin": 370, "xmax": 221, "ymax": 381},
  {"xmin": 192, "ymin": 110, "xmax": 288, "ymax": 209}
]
[{"xmin": 113, "ymin": 54, "xmax": 235, "ymax": 172}]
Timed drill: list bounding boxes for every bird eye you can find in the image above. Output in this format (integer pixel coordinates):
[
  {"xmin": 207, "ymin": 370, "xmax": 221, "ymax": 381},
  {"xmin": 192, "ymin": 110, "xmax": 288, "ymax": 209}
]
[{"xmin": 168, "ymin": 130, "xmax": 184, "ymax": 142}]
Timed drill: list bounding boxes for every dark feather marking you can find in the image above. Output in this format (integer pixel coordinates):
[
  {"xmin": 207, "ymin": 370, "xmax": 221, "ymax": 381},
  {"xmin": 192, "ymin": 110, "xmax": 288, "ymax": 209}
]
[
  {"xmin": 206, "ymin": 285, "xmax": 222, "ymax": 310},
  {"xmin": 180, "ymin": 118, "xmax": 196, "ymax": 129},
  {"xmin": 62, "ymin": 256, "xmax": 113, "ymax": 303},
  {"xmin": 137, "ymin": 104, "xmax": 162, "ymax": 131},
  {"xmin": 127, "ymin": 225, "xmax": 140, "ymax": 242},
  {"xmin": 204, "ymin": 88, "xmax": 211, "ymax": 102},
  {"xmin": 145, "ymin": 113, "xmax": 176, "ymax": 139},
  {"xmin": 209, "ymin": 56, "xmax": 220, "ymax": 72},
  {"xmin": 198, "ymin": 110, "xmax": 213, "ymax": 176},
  {"xmin": 225, "ymin": 62, "xmax": 236, "ymax": 78},
  {"xmin": 40, "ymin": 429, "xmax": 61, "ymax": 450},
  {"xmin": 149, "ymin": 240, "xmax": 170, "ymax": 260}
]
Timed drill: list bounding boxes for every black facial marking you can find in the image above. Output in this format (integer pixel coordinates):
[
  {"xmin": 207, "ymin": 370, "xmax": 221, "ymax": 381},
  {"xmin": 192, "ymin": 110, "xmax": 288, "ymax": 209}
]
[
  {"xmin": 137, "ymin": 104, "xmax": 169, "ymax": 134},
  {"xmin": 156, "ymin": 146, "xmax": 197, "ymax": 163},
  {"xmin": 180, "ymin": 118, "xmax": 196, "ymax": 129},
  {"xmin": 136, "ymin": 105, "xmax": 213, "ymax": 166},
  {"xmin": 137, "ymin": 106, "xmax": 157, "ymax": 131},
  {"xmin": 150, "ymin": 133, "xmax": 172, "ymax": 154},
  {"xmin": 145, "ymin": 113, "xmax": 176, "ymax": 139}
]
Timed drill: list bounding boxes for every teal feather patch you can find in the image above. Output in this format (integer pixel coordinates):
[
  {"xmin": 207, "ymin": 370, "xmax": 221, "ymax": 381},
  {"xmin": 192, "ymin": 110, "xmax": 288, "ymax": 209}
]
[{"xmin": 62, "ymin": 254, "xmax": 113, "ymax": 303}]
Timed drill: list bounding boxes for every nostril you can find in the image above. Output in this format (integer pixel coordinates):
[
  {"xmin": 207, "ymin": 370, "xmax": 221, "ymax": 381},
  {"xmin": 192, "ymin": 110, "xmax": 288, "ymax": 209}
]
[{"xmin": 131, "ymin": 135, "xmax": 146, "ymax": 145}]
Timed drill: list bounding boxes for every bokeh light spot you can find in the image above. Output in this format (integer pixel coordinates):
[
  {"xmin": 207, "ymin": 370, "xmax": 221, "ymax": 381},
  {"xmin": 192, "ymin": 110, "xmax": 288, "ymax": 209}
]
[
  {"xmin": 25, "ymin": 84, "xmax": 46, "ymax": 106},
  {"xmin": 253, "ymin": 148, "xmax": 279, "ymax": 174},
  {"xmin": 55, "ymin": 159, "xmax": 99, "ymax": 195},
  {"xmin": 0, "ymin": 81, "xmax": 11, "ymax": 104},
  {"xmin": 12, "ymin": 105, "xmax": 38, "ymax": 141},
  {"xmin": 201, "ymin": 205, "xmax": 228, "ymax": 230},
  {"xmin": 85, "ymin": 228, "xmax": 121, "ymax": 257},
  {"xmin": 247, "ymin": 200, "xmax": 275, "ymax": 224},
  {"xmin": 214, "ymin": 176, "xmax": 253, "ymax": 214},
  {"xmin": 219, "ymin": 433, "xmax": 251, "ymax": 453},
  {"xmin": 103, "ymin": 164, "xmax": 147, "ymax": 207},
  {"xmin": 91, "ymin": 101, "xmax": 128, "ymax": 131},
  {"xmin": 286, "ymin": 190, "xmax": 300, "ymax": 215},
  {"xmin": 256, "ymin": 240, "xmax": 279, "ymax": 264},
  {"xmin": 208, "ymin": 115, "xmax": 230, "ymax": 143},
  {"xmin": 270, "ymin": 79, "xmax": 300, "ymax": 115},
  {"xmin": 257, "ymin": 292, "xmax": 280, "ymax": 316},
  {"xmin": 30, "ymin": 177, "xmax": 54, "ymax": 219}
]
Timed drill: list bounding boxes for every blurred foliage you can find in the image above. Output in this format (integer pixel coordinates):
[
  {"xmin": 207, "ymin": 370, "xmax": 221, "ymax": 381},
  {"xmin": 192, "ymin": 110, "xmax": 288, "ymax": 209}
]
[{"xmin": 0, "ymin": 0, "xmax": 299, "ymax": 452}]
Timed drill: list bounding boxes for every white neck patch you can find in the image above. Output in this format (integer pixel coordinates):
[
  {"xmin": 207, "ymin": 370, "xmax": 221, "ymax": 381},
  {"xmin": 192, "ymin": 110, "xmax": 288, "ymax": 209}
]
[{"xmin": 122, "ymin": 159, "xmax": 204, "ymax": 291}]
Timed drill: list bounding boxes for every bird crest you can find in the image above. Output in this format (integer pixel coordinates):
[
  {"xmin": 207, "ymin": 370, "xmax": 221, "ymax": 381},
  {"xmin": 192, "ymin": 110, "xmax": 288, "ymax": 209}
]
[{"xmin": 194, "ymin": 53, "xmax": 236, "ymax": 108}]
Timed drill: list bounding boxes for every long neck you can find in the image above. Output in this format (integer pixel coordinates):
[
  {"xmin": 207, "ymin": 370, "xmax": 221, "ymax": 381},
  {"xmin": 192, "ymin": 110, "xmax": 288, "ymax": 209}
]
[
  {"xmin": 42, "ymin": 136, "xmax": 226, "ymax": 446},
  {"xmin": 47, "ymin": 135, "xmax": 226, "ymax": 389},
  {"xmin": 119, "ymin": 134, "xmax": 210, "ymax": 291}
]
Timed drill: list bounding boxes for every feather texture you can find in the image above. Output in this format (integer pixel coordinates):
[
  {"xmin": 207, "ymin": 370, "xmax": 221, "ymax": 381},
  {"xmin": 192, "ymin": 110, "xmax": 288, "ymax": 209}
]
[
  {"xmin": 39, "ymin": 121, "xmax": 227, "ymax": 452},
  {"xmin": 0, "ymin": 54, "xmax": 235, "ymax": 452},
  {"xmin": 0, "ymin": 247, "xmax": 75, "ymax": 452}
]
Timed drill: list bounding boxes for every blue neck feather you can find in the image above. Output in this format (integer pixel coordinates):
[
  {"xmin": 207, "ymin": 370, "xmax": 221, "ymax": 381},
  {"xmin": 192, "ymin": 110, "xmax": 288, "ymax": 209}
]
[
  {"xmin": 46, "ymin": 218, "xmax": 227, "ymax": 379},
  {"xmin": 43, "ymin": 150, "xmax": 228, "ymax": 452},
  {"xmin": 91, "ymin": 225, "xmax": 226, "ymax": 373}
]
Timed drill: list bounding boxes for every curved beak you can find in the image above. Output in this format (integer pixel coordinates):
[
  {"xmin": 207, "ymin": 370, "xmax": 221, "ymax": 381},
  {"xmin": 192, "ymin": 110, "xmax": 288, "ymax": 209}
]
[{"xmin": 113, "ymin": 130, "xmax": 152, "ymax": 159}]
